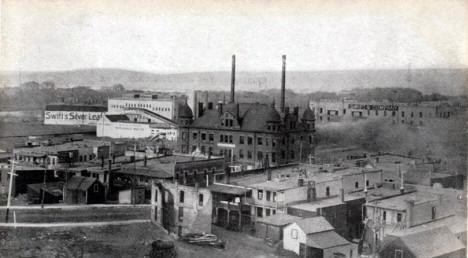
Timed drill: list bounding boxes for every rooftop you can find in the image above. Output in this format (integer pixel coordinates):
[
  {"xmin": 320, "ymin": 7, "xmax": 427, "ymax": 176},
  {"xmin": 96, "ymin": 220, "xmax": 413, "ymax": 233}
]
[
  {"xmin": 306, "ymin": 230, "xmax": 352, "ymax": 249},
  {"xmin": 14, "ymin": 139, "xmax": 112, "ymax": 156},
  {"xmin": 295, "ymin": 216, "xmax": 335, "ymax": 234},
  {"xmin": 383, "ymin": 226, "xmax": 465, "ymax": 258},
  {"xmin": 45, "ymin": 104, "xmax": 107, "ymax": 112},
  {"xmin": 257, "ymin": 214, "xmax": 303, "ymax": 226},
  {"xmin": 365, "ymin": 192, "xmax": 439, "ymax": 211},
  {"xmin": 289, "ymin": 194, "xmax": 365, "ymax": 212},
  {"xmin": 209, "ymin": 183, "xmax": 251, "ymax": 195}
]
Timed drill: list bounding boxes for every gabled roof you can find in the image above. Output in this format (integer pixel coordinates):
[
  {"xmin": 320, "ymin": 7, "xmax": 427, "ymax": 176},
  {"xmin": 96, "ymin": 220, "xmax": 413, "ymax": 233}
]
[
  {"xmin": 295, "ymin": 216, "xmax": 335, "ymax": 234},
  {"xmin": 66, "ymin": 176, "xmax": 99, "ymax": 191},
  {"xmin": 190, "ymin": 102, "xmax": 283, "ymax": 132},
  {"xmin": 306, "ymin": 230, "xmax": 352, "ymax": 249},
  {"xmin": 385, "ymin": 226, "xmax": 465, "ymax": 258}
]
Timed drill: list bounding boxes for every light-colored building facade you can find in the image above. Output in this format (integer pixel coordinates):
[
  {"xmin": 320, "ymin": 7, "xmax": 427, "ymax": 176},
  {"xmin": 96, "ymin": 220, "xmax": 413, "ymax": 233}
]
[
  {"xmin": 107, "ymin": 92, "xmax": 186, "ymax": 121},
  {"xmin": 283, "ymin": 216, "xmax": 357, "ymax": 258},
  {"xmin": 96, "ymin": 110, "xmax": 178, "ymax": 140},
  {"xmin": 310, "ymin": 99, "xmax": 462, "ymax": 126},
  {"xmin": 151, "ymin": 181, "xmax": 212, "ymax": 236},
  {"xmin": 44, "ymin": 104, "xmax": 107, "ymax": 126}
]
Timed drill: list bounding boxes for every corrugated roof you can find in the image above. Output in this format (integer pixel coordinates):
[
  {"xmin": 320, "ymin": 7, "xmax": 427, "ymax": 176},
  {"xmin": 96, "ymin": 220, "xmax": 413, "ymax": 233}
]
[
  {"xmin": 295, "ymin": 216, "xmax": 335, "ymax": 234},
  {"xmin": 66, "ymin": 176, "xmax": 97, "ymax": 191},
  {"xmin": 306, "ymin": 230, "xmax": 352, "ymax": 249},
  {"xmin": 45, "ymin": 104, "xmax": 107, "ymax": 112},
  {"xmin": 209, "ymin": 183, "xmax": 250, "ymax": 195},
  {"xmin": 391, "ymin": 226, "xmax": 465, "ymax": 258}
]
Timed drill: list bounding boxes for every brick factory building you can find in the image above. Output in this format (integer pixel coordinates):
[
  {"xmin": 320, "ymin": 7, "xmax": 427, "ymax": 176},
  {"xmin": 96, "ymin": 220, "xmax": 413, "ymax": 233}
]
[{"xmin": 177, "ymin": 55, "xmax": 316, "ymax": 169}]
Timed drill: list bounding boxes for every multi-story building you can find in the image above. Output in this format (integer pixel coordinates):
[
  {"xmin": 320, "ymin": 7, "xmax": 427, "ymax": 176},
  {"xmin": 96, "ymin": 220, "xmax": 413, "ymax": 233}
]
[
  {"xmin": 177, "ymin": 55, "xmax": 316, "ymax": 169},
  {"xmin": 151, "ymin": 181, "xmax": 212, "ymax": 236},
  {"xmin": 311, "ymin": 99, "xmax": 462, "ymax": 126},
  {"xmin": 107, "ymin": 92, "xmax": 186, "ymax": 121}
]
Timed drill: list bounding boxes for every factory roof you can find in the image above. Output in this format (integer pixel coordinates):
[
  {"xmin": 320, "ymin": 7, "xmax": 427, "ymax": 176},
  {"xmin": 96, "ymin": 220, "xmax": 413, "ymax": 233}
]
[{"xmin": 45, "ymin": 104, "xmax": 107, "ymax": 112}]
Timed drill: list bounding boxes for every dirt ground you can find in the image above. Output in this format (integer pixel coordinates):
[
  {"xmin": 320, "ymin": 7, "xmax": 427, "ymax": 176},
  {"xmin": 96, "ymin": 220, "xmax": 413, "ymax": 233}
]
[{"xmin": 0, "ymin": 223, "xmax": 292, "ymax": 258}]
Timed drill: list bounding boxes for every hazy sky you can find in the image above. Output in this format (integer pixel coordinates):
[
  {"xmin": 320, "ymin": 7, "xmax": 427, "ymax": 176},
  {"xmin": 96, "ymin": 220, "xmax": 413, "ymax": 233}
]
[{"xmin": 1, "ymin": 0, "xmax": 467, "ymax": 72}]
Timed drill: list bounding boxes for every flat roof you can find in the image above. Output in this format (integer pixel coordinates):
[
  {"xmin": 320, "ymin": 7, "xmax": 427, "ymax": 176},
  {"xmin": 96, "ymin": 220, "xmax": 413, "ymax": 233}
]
[
  {"xmin": 209, "ymin": 183, "xmax": 250, "ymax": 195},
  {"xmin": 365, "ymin": 192, "xmax": 439, "ymax": 211},
  {"xmin": 14, "ymin": 139, "xmax": 112, "ymax": 155},
  {"xmin": 236, "ymin": 163, "xmax": 381, "ymax": 190},
  {"xmin": 45, "ymin": 104, "xmax": 107, "ymax": 112},
  {"xmin": 256, "ymin": 214, "xmax": 303, "ymax": 226}
]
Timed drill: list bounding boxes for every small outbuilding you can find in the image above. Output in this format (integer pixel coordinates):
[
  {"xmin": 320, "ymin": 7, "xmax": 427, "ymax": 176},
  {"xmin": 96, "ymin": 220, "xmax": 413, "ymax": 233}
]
[
  {"xmin": 283, "ymin": 216, "xmax": 357, "ymax": 258},
  {"xmin": 255, "ymin": 213, "xmax": 303, "ymax": 242},
  {"xmin": 64, "ymin": 176, "xmax": 105, "ymax": 204}
]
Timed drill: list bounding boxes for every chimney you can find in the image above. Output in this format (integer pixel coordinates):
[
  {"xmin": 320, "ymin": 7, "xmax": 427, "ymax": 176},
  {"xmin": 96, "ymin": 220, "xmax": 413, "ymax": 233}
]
[
  {"xmin": 198, "ymin": 102, "xmax": 204, "ymax": 117},
  {"xmin": 236, "ymin": 103, "xmax": 240, "ymax": 119},
  {"xmin": 225, "ymin": 166, "xmax": 231, "ymax": 184},
  {"xmin": 405, "ymin": 199, "xmax": 414, "ymax": 228},
  {"xmin": 230, "ymin": 55, "xmax": 236, "ymax": 103},
  {"xmin": 280, "ymin": 55, "xmax": 286, "ymax": 112},
  {"xmin": 108, "ymin": 159, "xmax": 113, "ymax": 192},
  {"xmin": 144, "ymin": 155, "xmax": 147, "ymax": 167},
  {"xmin": 340, "ymin": 188, "xmax": 345, "ymax": 203},
  {"xmin": 217, "ymin": 101, "xmax": 223, "ymax": 115},
  {"xmin": 293, "ymin": 107, "xmax": 299, "ymax": 117}
]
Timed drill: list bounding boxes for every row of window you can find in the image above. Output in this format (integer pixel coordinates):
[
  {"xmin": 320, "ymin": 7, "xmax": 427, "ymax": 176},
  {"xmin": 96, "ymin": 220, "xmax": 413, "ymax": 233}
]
[
  {"xmin": 110, "ymin": 103, "xmax": 171, "ymax": 112},
  {"xmin": 256, "ymin": 206, "xmax": 277, "ymax": 218},
  {"xmin": 257, "ymin": 190, "xmax": 277, "ymax": 202},
  {"xmin": 320, "ymin": 107, "xmax": 433, "ymax": 118},
  {"xmin": 190, "ymin": 132, "xmax": 313, "ymax": 146}
]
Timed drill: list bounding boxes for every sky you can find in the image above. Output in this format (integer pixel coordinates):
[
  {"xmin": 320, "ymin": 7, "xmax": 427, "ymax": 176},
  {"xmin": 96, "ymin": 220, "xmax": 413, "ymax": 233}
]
[{"xmin": 1, "ymin": 0, "xmax": 467, "ymax": 72}]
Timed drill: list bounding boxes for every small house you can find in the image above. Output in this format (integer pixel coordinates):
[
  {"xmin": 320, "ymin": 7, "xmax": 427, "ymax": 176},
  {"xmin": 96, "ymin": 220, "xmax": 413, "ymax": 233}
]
[
  {"xmin": 255, "ymin": 213, "xmax": 303, "ymax": 242},
  {"xmin": 64, "ymin": 176, "xmax": 105, "ymax": 204},
  {"xmin": 283, "ymin": 216, "xmax": 357, "ymax": 258}
]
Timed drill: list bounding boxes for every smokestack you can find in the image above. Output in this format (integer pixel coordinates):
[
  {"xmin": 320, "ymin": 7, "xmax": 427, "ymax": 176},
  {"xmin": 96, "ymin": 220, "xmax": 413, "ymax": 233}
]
[
  {"xmin": 281, "ymin": 55, "xmax": 286, "ymax": 112},
  {"xmin": 230, "ymin": 55, "xmax": 236, "ymax": 103}
]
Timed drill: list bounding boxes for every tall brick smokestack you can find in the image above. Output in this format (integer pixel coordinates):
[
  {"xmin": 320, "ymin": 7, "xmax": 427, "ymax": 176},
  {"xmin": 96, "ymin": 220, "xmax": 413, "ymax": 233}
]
[
  {"xmin": 281, "ymin": 55, "xmax": 286, "ymax": 112},
  {"xmin": 230, "ymin": 55, "xmax": 236, "ymax": 103}
]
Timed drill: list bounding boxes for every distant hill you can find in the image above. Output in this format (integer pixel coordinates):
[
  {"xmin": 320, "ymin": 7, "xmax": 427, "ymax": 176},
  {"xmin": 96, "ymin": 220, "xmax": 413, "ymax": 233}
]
[{"xmin": 0, "ymin": 68, "xmax": 466, "ymax": 96}]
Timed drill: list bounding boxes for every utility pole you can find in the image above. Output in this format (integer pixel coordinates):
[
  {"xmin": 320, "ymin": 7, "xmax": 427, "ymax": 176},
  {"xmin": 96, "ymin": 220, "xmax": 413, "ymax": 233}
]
[
  {"xmin": 41, "ymin": 167, "xmax": 46, "ymax": 209},
  {"xmin": 5, "ymin": 158, "xmax": 16, "ymax": 223}
]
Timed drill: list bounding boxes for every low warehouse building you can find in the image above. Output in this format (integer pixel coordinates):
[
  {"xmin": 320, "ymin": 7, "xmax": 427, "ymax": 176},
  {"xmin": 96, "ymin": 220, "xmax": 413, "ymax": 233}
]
[{"xmin": 255, "ymin": 213, "xmax": 303, "ymax": 243}]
